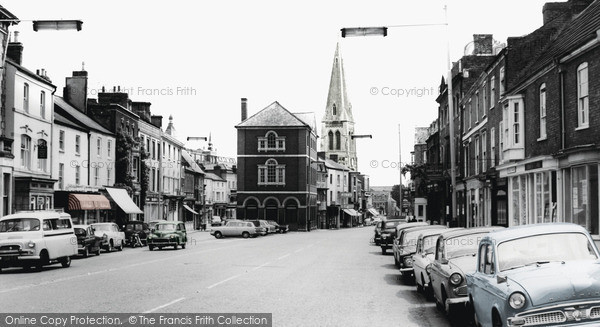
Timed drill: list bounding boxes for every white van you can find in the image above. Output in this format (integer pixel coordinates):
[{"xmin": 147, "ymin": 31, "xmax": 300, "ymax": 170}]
[{"xmin": 0, "ymin": 211, "xmax": 78, "ymax": 272}]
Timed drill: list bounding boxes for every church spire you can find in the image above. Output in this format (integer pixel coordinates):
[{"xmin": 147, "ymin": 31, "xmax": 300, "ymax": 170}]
[{"xmin": 320, "ymin": 43, "xmax": 358, "ymax": 171}]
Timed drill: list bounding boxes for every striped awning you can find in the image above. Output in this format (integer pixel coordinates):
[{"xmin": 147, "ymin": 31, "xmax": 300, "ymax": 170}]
[
  {"xmin": 368, "ymin": 208, "xmax": 379, "ymax": 216},
  {"xmin": 68, "ymin": 194, "xmax": 111, "ymax": 210}
]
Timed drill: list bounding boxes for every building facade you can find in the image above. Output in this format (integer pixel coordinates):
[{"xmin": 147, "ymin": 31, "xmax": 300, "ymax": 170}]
[{"xmin": 236, "ymin": 101, "xmax": 317, "ymax": 231}]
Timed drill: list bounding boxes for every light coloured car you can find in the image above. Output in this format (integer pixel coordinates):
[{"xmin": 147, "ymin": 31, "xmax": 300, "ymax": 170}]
[
  {"xmin": 210, "ymin": 220, "xmax": 263, "ymax": 239},
  {"xmin": 413, "ymin": 228, "xmax": 463, "ymax": 299},
  {"xmin": 467, "ymin": 223, "xmax": 600, "ymax": 327},
  {"xmin": 397, "ymin": 225, "xmax": 448, "ymax": 281},
  {"xmin": 91, "ymin": 222, "xmax": 125, "ymax": 252},
  {"xmin": 390, "ymin": 221, "xmax": 427, "ymax": 256},
  {"xmin": 0, "ymin": 211, "xmax": 78, "ymax": 272},
  {"xmin": 429, "ymin": 226, "xmax": 503, "ymax": 321}
]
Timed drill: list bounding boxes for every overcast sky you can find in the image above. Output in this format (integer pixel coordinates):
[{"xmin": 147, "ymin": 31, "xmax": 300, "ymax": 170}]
[{"xmin": 4, "ymin": 0, "xmax": 551, "ymax": 186}]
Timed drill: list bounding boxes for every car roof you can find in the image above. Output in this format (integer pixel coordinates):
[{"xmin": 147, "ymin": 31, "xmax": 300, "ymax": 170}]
[
  {"xmin": 403, "ymin": 225, "xmax": 448, "ymax": 238},
  {"xmin": 156, "ymin": 221, "xmax": 184, "ymax": 224},
  {"xmin": 1, "ymin": 211, "xmax": 71, "ymax": 219},
  {"xmin": 91, "ymin": 222, "xmax": 115, "ymax": 225},
  {"xmin": 438, "ymin": 226, "xmax": 504, "ymax": 240},
  {"xmin": 483, "ymin": 223, "xmax": 588, "ymax": 243},
  {"xmin": 395, "ymin": 222, "xmax": 428, "ymax": 231},
  {"xmin": 73, "ymin": 224, "xmax": 91, "ymax": 228}
]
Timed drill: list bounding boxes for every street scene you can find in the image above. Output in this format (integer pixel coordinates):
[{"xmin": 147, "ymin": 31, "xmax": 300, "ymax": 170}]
[{"xmin": 1, "ymin": 0, "xmax": 600, "ymax": 326}]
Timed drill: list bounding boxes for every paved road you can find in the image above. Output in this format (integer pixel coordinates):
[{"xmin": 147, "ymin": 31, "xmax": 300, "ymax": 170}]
[{"xmin": 0, "ymin": 227, "xmax": 452, "ymax": 327}]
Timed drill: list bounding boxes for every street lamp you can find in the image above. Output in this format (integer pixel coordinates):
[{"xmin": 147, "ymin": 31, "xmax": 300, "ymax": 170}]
[
  {"xmin": 0, "ymin": 19, "xmax": 83, "ymax": 31},
  {"xmin": 341, "ymin": 6, "xmax": 457, "ymax": 224}
]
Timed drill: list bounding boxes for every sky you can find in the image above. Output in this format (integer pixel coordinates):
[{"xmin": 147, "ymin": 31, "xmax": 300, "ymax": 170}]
[{"xmin": 3, "ymin": 0, "xmax": 552, "ymax": 186}]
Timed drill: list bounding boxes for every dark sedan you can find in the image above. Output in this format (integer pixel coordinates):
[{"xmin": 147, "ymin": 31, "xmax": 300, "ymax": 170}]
[
  {"xmin": 73, "ymin": 224, "xmax": 102, "ymax": 257},
  {"xmin": 267, "ymin": 220, "xmax": 289, "ymax": 233},
  {"xmin": 123, "ymin": 221, "xmax": 151, "ymax": 246}
]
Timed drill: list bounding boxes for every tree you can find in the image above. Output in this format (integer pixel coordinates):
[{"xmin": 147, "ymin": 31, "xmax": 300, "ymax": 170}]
[
  {"xmin": 391, "ymin": 184, "xmax": 400, "ymax": 207},
  {"xmin": 114, "ymin": 128, "xmax": 139, "ymax": 194},
  {"xmin": 139, "ymin": 144, "xmax": 150, "ymax": 209},
  {"xmin": 401, "ymin": 163, "xmax": 428, "ymax": 196}
]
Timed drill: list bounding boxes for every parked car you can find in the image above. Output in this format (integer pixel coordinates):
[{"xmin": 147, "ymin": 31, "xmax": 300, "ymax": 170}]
[
  {"xmin": 210, "ymin": 220, "xmax": 263, "ymax": 239},
  {"xmin": 248, "ymin": 220, "xmax": 269, "ymax": 236},
  {"xmin": 363, "ymin": 217, "xmax": 373, "ymax": 226},
  {"xmin": 91, "ymin": 222, "xmax": 125, "ymax": 252},
  {"xmin": 467, "ymin": 223, "xmax": 600, "ymax": 327},
  {"xmin": 429, "ymin": 226, "xmax": 503, "ymax": 320},
  {"xmin": 123, "ymin": 221, "xmax": 151, "ymax": 247},
  {"xmin": 267, "ymin": 220, "xmax": 289, "ymax": 233},
  {"xmin": 380, "ymin": 219, "xmax": 408, "ymax": 254},
  {"xmin": 413, "ymin": 228, "xmax": 463, "ymax": 299},
  {"xmin": 259, "ymin": 220, "xmax": 277, "ymax": 234},
  {"xmin": 390, "ymin": 221, "xmax": 427, "ymax": 256},
  {"xmin": 397, "ymin": 225, "xmax": 448, "ymax": 280},
  {"xmin": 73, "ymin": 224, "xmax": 102, "ymax": 257},
  {"xmin": 211, "ymin": 216, "xmax": 223, "ymax": 226},
  {"xmin": 0, "ymin": 211, "xmax": 77, "ymax": 272},
  {"xmin": 147, "ymin": 221, "xmax": 187, "ymax": 250}
]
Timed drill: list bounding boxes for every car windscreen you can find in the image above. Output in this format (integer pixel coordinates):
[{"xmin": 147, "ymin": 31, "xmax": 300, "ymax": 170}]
[
  {"xmin": 445, "ymin": 233, "xmax": 488, "ymax": 259},
  {"xmin": 126, "ymin": 224, "xmax": 144, "ymax": 231},
  {"xmin": 422, "ymin": 235, "xmax": 438, "ymax": 254},
  {"xmin": 157, "ymin": 224, "xmax": 176, "ymax": 231},
  {"xmin": 0, "ymin": 218, "xmax": 40, "ymax": 232},
  {"xmin": 267, "ymin": 221, "xmax": 279, "ymax": 226},
  {"xmin": 74, "ymin": 228, "xmax": 87, "ymax": 236},
  {"xmin": 401, "ymin": 230, "xmax": 428, "ymax": 253},
  {"xmin": 497, "ymin": 232, "xmax": 598, "ymax": 272}
]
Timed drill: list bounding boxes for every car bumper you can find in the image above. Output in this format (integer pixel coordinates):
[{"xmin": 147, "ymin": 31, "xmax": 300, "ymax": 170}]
[
  {"xmin": 445, "ymin": 297, "xmax": 468, "ymax": 312},
  {"xmin": 507, "ymin": 300, "xmax": 600, "ymax": 327},
  {"xmin": 148, "ymin": 239, "xmax": 179, "ymax": 245}
]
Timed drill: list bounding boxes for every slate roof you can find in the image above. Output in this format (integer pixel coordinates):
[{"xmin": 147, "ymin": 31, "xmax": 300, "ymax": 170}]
[
  {"xmin": 236, "ymin": 101, "xmax": 311, "ymax": 129},
  {"xmin": 324, "ymin": 159, "xmax": 349, "ymax": 171},
  {"xmin": 293, "ymin": 112, "xmax": 317, "ymax": 133},
  {"xmin": 512, "ymin": 0, "xmax": 600, "ymax": 88},
  {"xmin": 54, "ymin": 111, "xmax": 87, "ymax": 132},
  {"xmin": 182, "ymin": 150, "xmax": 205, "ymax": 175},
  {"xmin": 54, "ymin": 96, "xmax": 113, "ymax": 135},
  {"xmin": 205, "ymin": 172, "xmax": 225, "ymax": 182}
]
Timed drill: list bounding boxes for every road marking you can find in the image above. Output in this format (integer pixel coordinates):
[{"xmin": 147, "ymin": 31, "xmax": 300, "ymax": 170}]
[
  {"xmin": 252, "ymin": 261, "xmax": 271, "ymax": 271},
  {"xmin": 207, "ymin": 260, "xmax": 272, "ymax": 289},
  {"xmin": 0, "ymin": 244, "xmax": 247, "ymax": 294},
  {"xmin": 277, "ymin": 253, "xmax": 291, "ymax": 260},
  {"xmin": 294, "ymin": 247, "xmax": 304, "ymax": 253},
  {"xmin": 207, "ymin": 273, "xmax": 243, "ymax": 289},
  {"xmin": 143, "ymin": 297, "xmax": 185, "ymax": 313}
]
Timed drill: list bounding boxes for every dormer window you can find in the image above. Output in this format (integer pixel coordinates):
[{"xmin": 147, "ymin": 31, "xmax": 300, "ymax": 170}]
[{"xmin": 258, "ymin": 131, "xmax": 285, "ymax": 152}]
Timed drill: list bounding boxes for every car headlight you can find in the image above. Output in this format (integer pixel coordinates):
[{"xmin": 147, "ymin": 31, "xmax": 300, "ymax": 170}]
[
  {"xmin": 103, "ymin": 234, "xmax": 108, "ymax": 240},
  {"xmin": 170, "ymin": 234, "xmax": 177, "ymax": 238},
  {"xmin": 28, "ymin": 241, "xmax": 35, "ymax": 248},
  {"xmin": 450, "ymin": 273, "xmax": 463, "ymax": 286},
  {"xmin": 509, "ymin": 292, "xmax": 526, "ymax": 309},
  {"xmin": 404, "ymin": 257, "xmax": 413, "ymax": 267}
]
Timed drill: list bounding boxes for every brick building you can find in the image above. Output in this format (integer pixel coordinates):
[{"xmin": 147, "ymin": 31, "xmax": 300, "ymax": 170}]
[{"xmin": 236, "ymin": 100, "xmax": 318, "ymax": 231}]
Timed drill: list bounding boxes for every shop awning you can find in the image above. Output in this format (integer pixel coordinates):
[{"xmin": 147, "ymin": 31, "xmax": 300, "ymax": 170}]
[
  {"xmin": 343, "ymin": 209, "xmax": 360, "ymax": 216},
  {"xmin": 105, "ymin": 187, "xmax": 143, "ymax": 214},
  {"xmin": 68, "ymin": 194, "xmax": 111, "ymax": 210},
  {"xmin": 183, "ymin": 204, "xmax": 199, "ymax": 215},
  {"xmin": 368, "ymin": 208, "xmax": 379, "ymax": 216}
]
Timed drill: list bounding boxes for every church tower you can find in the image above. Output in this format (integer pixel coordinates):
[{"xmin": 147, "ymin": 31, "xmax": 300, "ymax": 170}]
[{"xmin": 321, "ymin": 43, "xmax": 357, "ymax": 171}]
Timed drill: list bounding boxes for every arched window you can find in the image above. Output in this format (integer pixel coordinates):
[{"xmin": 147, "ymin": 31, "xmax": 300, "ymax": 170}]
[
  {"xmin": 328, "ymin": 131, "xmax": 334, "ymax": 150},
  {"xmin": 21, "ymin": 135, "xmax": 31, "ymax": 169},
  {"xmin": 258, "ymin": 159, "xmax": 285, "ymax": 185},
  {"xmin": 335, "ymin": 131, "xmax": 341, "ymax": 150},
  {"xmin": 332, "ymin": 103, "xmax": 336, "ymax": 116},
  {"xmin": 267, "ymin": 131, "xmax": 276, "ymax": 148}
]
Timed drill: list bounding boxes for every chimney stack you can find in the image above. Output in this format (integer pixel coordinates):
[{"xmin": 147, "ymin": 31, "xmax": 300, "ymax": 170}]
[
  {"xmin": 241, "ymin": 98, "xmax": 248, "ymax": 122},
  {"xmin": 473, "ymin": 34, "xmax": 493, "ymax": 55},
  {"xmin": 7, "ymin": 31, "xmax": 23, "ymax": 65},
  {"xmin": 64, "ymin": 68, "xmax": 89, "ymax": 113}
]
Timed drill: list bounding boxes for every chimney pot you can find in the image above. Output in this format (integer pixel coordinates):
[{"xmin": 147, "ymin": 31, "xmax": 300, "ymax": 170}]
[
  {"xmin": 102, "ymin": 86, "xmax": 105, "ymax": 92},
  {"xmin": 13, "ymin": 31, "xmax": 19, "ymax": 43}
]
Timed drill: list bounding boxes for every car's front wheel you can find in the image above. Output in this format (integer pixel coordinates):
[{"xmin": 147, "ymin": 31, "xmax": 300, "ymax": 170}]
[
  {"xmin": 60, "ymin": 256, "xmax": 71, "ymax": 268},
  {"xmin": 214, "ymin": 232, "xmax": 223, "ymax": 239},
  {"xmin": 82, "ymin": 246, "xmax": 89, "ymax": 258},
  {"xmin": 149, "ymin": 245, "xmax": 154, "ymax": 251},
  {"xmin": 242, "ymin": 232, "xmax": 250, "ymax": 239},
  {"xmin": 492, "ymin": 310, "xmax": 503, "ymax": 327}
]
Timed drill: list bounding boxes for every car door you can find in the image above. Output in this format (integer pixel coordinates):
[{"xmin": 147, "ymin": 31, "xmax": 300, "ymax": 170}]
[
  {"xmin": 223, "ymin": 222, "xmax": 237, "ymax": 236},
  {"xmin": 430, "ymin": 236, "xmax": 446, "ymax": 303}
]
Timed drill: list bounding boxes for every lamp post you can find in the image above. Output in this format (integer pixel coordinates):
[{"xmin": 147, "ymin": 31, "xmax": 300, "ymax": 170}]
[{"xmin": 341, "ymin": 6, "xmax": 457, "ymax": 223}]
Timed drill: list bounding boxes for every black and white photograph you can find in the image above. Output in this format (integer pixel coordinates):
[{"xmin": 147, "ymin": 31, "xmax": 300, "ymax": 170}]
[{"xmin": 0, "ymin": 0, "xmax": 600, "ymax": 326}]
